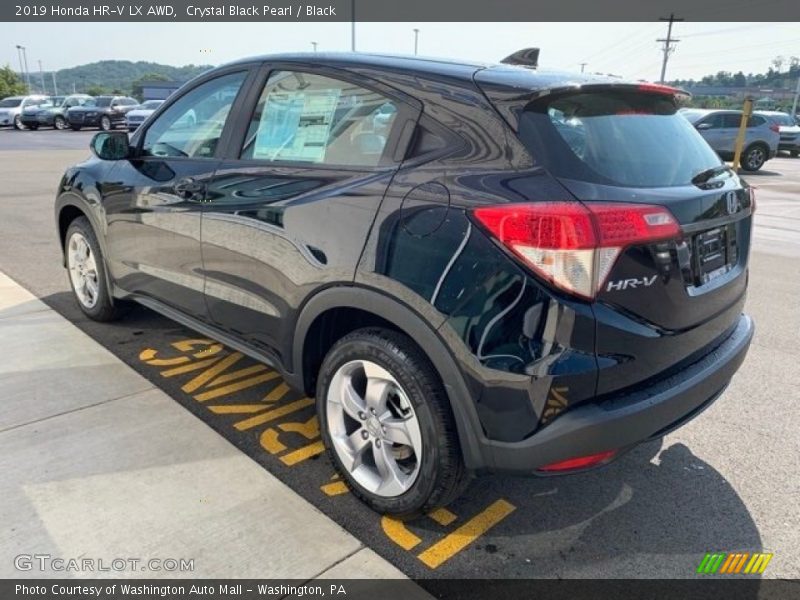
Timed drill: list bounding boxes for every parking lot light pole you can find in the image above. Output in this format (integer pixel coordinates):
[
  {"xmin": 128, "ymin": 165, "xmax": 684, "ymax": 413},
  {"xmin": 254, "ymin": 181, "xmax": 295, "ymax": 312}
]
[
  {"xmin": 52, "ymin": 72, "xmax": 59, "ymax": 97},
  {"xmin": 413, "ymin": 28, "xmax": 419, "ymax": 55},
  {"xmin": 311, "ymin": 41, "xmax": 318, "ymax": 52},
  {"xmin": 15, "ymin": 45, "xmax": 29, "ymax": 93},
  {"xmin": 38, "ymin": 60, "xmax": 46, "ymax": 94},
  {"xmin": 791, "ymin": 76, "xmax": 800, "ymax": 118},
  {"xmin": 21, "ymin": 46, "xmax": 32, "ymax": 92}
]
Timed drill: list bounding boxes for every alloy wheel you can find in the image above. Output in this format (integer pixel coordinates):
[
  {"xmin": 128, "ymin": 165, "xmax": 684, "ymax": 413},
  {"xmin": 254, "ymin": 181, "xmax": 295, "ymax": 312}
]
[
  {"xmin": 326, "ymin": 359, "xmax": 423, "ymax": 497},
  {"xmin": 67, "ymin": 232, "xmax": 100, "ymax": 309},
  {"xmin": 746, "ymin": 147, "xmax": 765, "ymax": 170}
]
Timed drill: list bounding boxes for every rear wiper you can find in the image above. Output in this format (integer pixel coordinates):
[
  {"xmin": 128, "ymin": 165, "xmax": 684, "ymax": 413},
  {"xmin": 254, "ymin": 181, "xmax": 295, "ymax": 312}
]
[{"xmin": 691, "ymin": 164, "xmax": 733, "ymax": 185}]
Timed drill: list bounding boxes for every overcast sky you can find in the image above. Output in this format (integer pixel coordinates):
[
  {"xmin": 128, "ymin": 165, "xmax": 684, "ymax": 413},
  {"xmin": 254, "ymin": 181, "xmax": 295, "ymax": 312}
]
[{"xmin": 1, "ymin": 22, "xmax": 798, "ymax": 82}]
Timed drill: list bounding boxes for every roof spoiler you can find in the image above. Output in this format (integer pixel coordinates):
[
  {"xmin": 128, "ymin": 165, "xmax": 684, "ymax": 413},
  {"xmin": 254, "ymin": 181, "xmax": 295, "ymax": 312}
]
[{"xmin": 500, "ymin": 48, "xmax": 540, "ymax": 68}]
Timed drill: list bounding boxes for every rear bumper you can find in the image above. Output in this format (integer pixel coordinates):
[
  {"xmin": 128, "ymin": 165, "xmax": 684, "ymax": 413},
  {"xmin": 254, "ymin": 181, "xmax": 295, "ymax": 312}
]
[{"xmin": 486, "ymin": 314, "xmax": 753, "ymax": 474}]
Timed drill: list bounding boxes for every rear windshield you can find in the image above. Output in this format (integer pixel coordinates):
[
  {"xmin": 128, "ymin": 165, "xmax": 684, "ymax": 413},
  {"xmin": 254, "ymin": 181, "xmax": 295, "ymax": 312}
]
[
  {"xmin": 767, "ymin": 113, "xmax": 796, "ymax": 126},
  {"xmin": 0, "ymin": 98, "xmax": 22, "ymax": 108},
  {"xmin": 518, "ymin": 91, "xmax": 723, "ymax": 187}
]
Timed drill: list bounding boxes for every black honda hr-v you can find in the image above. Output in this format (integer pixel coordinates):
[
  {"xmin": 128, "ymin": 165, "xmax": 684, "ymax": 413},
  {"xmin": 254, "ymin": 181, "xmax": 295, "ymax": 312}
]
[{"xmin": 54, "ymin": 51, "xmax": 753, "ymax": 515}]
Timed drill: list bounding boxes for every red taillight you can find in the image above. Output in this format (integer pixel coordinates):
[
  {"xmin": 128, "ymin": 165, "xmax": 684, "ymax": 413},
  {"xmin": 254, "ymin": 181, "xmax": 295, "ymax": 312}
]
[
  {"xmin": 637, "ymin": 83, "xmax": 681, "ymax": 96},
  {"xmin": 473, "ymin": 202, "xmax": 680, "ymax": 299},
  {"xmin": 537, "ymin": 449, "xmax": 617, "ymax": 473},
  {"xmin": 769, "ymin": 123, "xmax": 780, "ymax": 134}
]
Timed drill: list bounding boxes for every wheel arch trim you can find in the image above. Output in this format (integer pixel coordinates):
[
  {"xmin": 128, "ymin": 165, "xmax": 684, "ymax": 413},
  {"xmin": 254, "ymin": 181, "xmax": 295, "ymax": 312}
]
[{"xmin": 291, "ymin": 285, "xmax": 489, "ymax": 470}]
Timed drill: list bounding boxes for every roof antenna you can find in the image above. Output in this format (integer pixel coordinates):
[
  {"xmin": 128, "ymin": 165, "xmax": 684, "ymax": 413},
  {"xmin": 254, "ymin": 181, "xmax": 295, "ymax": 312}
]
[{"xmin": 500, "ymin": 48, "xmax": 539, "ymax": 68}]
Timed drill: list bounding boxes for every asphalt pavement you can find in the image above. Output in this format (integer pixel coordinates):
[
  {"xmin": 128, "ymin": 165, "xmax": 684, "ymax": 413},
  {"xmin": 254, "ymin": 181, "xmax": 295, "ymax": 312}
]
[{"xmin": 0, "ymin": 127, "xmax": 798, "ymax": 580}]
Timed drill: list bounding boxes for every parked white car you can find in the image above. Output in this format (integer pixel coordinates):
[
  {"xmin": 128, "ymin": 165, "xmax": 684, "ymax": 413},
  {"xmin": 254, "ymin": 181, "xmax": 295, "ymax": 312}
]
[
  {"xmin": 0, "ymin": 95, "xmax": 50, "ymax": 129},
  {"xmin": 125, "ymin": 99, "xmax": 165, "ymax": 131}
]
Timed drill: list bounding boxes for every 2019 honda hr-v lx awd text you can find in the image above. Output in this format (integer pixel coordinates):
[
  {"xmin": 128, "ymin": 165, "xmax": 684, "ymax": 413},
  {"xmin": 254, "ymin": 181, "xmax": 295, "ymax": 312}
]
[{"xmin": 54, "ymin": 52, "xmax": 753, "ymax": 515}]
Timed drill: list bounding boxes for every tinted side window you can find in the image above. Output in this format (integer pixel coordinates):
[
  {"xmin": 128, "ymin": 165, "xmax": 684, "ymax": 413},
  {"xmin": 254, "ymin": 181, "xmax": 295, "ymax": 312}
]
[
  {"xmin": 142, "ymin": 71, "xmax": 246, "ymax": 159},
  {"xmin": 241, "ymin": 70, "xmax": 398, "ymax": 167},
  {"xmin": 721, "ymin": 114, "xmax": 743, "ymax": 128}
]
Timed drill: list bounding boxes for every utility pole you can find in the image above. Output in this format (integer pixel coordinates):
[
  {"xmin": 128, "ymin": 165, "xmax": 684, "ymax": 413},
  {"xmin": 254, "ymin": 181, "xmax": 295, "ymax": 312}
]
[
  {"xmin": 413, "ymin": 28, "xmax": 419, "ymax": 56},
  {"xmin": 311, "ymin": 41, "xmax": 318, "ymax": 52},
  {"xmin": 657, "ymin": 13, "xmax": 683, "ymax": 83},
  {"xmin": 579, "ymin": 62, "xmax": 588, "ymax": 73},
  {"xmin": 38, "ymin": 60, "xmax": 46, "ymax": 94},
  {"xmin": 350, "ymin": 0, "xmax": 355, "ymax": 51},
  {"xmin": 52, "ymin": 72, "xmax": 59, "ymax": 97}
]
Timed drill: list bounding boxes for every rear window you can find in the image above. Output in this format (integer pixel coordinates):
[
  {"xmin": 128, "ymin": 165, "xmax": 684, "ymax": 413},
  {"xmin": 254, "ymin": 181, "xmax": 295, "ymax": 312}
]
[
  {"xmin": 0, "ymin": 98, "xmax": 23, "ymax": 108},
  {"xmin": 518, "ymin": 91, "xmax": 723, "ymax": 187}
]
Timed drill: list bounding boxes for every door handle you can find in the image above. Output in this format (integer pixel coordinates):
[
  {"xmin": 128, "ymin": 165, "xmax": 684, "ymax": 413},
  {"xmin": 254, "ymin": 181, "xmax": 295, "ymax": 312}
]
[{"xmin": 174, "ymin": 177, "xmax": 206, "ymax": 200}]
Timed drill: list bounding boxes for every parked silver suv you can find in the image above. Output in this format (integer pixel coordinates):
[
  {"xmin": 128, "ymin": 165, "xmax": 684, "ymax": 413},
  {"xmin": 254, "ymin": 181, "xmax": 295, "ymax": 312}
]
[
  {"xmin": 680, "ymin": 108, "xmax": 779, "ymax": 171},
  {"xmin": 756, "ymin": 110, "xmax": 800, "ymax": 157}
]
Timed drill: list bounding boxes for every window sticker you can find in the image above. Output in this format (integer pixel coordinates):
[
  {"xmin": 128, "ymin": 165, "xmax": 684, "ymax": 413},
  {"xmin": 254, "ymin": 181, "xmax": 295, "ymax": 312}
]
[{"xmin": 253, "ymin": 89, "xmax": 341, "ymax": 162}]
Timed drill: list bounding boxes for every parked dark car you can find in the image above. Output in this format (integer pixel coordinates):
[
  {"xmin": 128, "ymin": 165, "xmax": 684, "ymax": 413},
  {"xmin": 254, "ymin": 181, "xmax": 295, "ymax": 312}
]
[
  {"xmin": 66, "ymin": 95, "xmax": 138, "ymax": 131},
  {"xmin": 54, "ymin": 53, "xmax": 753, "ymax": 515},
  {"xmin": 20, "ymin": 94, "xmax": 93, "ymax": 130}
]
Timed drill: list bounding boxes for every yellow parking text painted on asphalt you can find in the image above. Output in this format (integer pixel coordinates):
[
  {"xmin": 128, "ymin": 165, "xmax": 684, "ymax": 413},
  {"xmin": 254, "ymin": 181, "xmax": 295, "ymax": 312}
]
[
  {"xmin": 381, "ymin": 499, "xmax": 516, "ymax": 568},
  {"xmin": 140, "ymin": 337, "xmax": 515, "ymax": 570}
]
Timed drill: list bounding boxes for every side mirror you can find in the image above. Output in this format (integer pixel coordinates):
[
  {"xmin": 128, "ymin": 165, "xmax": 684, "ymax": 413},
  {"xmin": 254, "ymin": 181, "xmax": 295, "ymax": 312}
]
[
  {"xmin": 696, "ymin": 122, "xmax": 712, "ymax": 131},
  {"xmin": 90, "ymin": 132, "xmax": 130, "ymax": 160}
]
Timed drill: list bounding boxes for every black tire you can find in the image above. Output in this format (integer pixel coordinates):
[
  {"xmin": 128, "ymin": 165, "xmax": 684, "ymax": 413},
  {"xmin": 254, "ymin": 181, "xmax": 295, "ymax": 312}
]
[
  {"xmin": 70, "ymin": 125, "xmax": 81, "ymax": 131},
  {"xmin": 54, "ymin": 116, "xmax": 67, "ymax": 130},
  {"xmin": 741, "ymin": 144, "xmax": 767, "ymax": 171},
  {"xmin": 100, "ymin": 116, "xmax": 112, "ymax": 131},
  {"xmin": 316, "ymin": 327, "xmax": 468, "ymax": 516},
  {"xmin": 13, "ymin": 115, "xmax": 25, "ymax": 130},
  {"xmin": 64, "ymin": 216, "xmax": 128, "ymax": 322}
]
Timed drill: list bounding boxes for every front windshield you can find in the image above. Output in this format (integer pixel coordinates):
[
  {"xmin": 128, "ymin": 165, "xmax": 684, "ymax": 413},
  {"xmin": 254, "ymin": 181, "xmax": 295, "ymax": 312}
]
[{"xmin": 141, "ymin": 100, "xmax": 163, "ymax": 109}]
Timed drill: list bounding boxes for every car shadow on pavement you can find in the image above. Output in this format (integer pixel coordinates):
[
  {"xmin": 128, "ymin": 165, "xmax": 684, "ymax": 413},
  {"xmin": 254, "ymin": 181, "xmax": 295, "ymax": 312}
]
[
  {"xmin": 417, "ymin": 439, "xmax": 764, "ymax": 579},
  {"xmin": 743, "ymin": 169, "xmax": 782, "ymax": 177},
  {"xmin": 33, "ymin": 290, "xmax": 764, "ymax": 581}
]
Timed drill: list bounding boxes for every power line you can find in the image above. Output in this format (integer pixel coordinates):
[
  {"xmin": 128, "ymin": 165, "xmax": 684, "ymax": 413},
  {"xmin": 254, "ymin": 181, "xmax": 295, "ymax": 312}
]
[{"xmin": 657, "ymin": 13, "xmax": 683, "ymax": 83}]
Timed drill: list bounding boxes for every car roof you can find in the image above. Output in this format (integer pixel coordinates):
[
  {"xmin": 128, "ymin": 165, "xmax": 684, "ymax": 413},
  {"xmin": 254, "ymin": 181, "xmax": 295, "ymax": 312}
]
[{"xmin": 222, "ymin": 52, "xmax": 630, "ymax": 90}]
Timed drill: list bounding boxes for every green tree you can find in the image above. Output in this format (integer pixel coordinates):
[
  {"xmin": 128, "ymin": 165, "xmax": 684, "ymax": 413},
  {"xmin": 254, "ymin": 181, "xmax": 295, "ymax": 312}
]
[
  {"xmin": 131, "ymin": 72, "xmax": 171, "ymax": 100},
  {"xmin": 85, "ymin": 84, "xmax": 108, "ymax": 96},
  {"xmin": 0, "ymin": 64, "xmax": 27, "ymax": 99}
]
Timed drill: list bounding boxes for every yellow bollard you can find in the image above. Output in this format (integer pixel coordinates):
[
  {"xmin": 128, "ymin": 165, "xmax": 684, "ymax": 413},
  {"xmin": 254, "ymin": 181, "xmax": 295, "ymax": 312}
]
[{"xmin": 731, "ymin": 97, "xmax": 753, "ymax": 172}]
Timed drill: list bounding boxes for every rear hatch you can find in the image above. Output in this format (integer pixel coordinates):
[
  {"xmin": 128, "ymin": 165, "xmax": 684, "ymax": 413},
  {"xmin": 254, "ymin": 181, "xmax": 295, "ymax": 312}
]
[{"xmin": 476, "ymin": 72, "xmax": 753, "ymax": 396}]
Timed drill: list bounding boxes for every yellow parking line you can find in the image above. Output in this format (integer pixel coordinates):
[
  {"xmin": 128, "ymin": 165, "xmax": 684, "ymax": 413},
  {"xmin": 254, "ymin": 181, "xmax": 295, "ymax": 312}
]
[
  {"xmin": 264, "ymin": 381, "xmax": 290, "ymax": 403},
  {"xmin": 195, "ymin": 371, "xmax": 280, "ymax": 401},
  {"xmin": 417, "ymin": 499, "xmax": 516, "ymax": 569},
  {"xmin": 208, "ymin": 364, "xmax": 269, "ymax": 386},
  {"xmin": 209, "ymin": 404, "xmax": 270, "ymax": 414},
  {"xmin": 428, "ymin": 508, "xmax": 457, "ymax": 526},
  {"xmin": 161, "ymin": 356, "xmax": 221, "ymax": 377},
  {"xmin": 381, "ymin": 517, "xmax": 422, "ymax": 551},
  {"xmin": 234, "ymin": 398, "xmax": 314, "ymax": 431},
  {"xmin": 280, "ymin": 441, "xmax": 325, "ymax": 465},
  {"xmin": 182, "ymin": 352, "xmax": 244, "ymax": 393}
]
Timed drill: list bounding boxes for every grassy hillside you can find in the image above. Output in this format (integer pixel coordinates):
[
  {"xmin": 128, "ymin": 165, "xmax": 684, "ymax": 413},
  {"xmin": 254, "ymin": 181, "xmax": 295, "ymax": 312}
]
[{"xmin": 32, "ymin": 60, "xmax": 213, "ymax": 97}]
